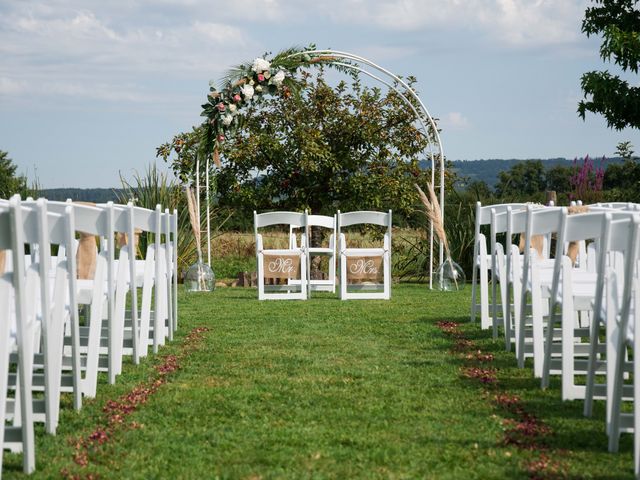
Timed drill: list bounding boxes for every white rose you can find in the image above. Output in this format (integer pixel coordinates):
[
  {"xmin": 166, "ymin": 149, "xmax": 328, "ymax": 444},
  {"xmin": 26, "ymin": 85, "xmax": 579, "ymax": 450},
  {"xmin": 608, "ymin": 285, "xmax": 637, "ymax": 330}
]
[
  {"xmin": 252, "ymin": 57, "xmax": 271, "ymax": 73},
  {"xmin": 228, "ymin": 104, "xmax": 237, "ymax": 113},
  {"xmin": 263, "ymin": 70, "xmax": 271, "ymax": 80},
  {"xmin": 241, "ymin": 84, "xmax": 254, "ymax": 100},
  {"xmin": 222, "ymin": 114, "xmax": 233, "ymax": 126},
  {"xmin": 271, "ymin": 70, "xmax": 286, "ymax": 87}
]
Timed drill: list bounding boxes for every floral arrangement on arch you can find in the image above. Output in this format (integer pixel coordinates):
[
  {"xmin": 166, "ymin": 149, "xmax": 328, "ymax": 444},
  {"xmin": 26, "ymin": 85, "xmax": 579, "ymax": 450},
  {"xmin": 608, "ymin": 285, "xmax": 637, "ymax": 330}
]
[{"xmin": 198, "ymin": 45, "xmax": 341, "ymax": 167}]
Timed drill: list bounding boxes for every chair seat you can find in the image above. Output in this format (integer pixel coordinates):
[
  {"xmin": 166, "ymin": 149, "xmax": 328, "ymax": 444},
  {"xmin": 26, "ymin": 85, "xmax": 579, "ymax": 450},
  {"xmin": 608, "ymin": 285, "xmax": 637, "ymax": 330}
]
[
  {"xmin": 309, "ymin": 247, "xmax": 333, "ymax": 255},
  {"xmin": 342, "ymin": 247, "xmax": 386, "ymax": 257}
]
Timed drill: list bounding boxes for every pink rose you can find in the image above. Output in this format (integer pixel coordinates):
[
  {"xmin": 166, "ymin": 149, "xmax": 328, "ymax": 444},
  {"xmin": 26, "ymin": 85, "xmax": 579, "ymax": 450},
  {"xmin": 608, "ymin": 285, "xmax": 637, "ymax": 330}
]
[
  {"xmin": 257, "ymin": 74, "xmax": 265, "ymax": 82},
  {"xmin": 233, "ymin": 94, "xmax": 241, "ymax": 103},
  {"xmin": 217, "ymin": 134, "xmax": 225, "ymax": 142},
  {"xmin": 217, "ymin": 102, "xmax": 225, "ymax": 112}
]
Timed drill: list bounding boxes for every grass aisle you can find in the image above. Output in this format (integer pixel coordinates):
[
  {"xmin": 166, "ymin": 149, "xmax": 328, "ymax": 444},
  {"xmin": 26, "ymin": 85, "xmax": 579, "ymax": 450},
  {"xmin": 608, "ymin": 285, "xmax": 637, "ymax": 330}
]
[{"xmin": 5, "ymin": 285, "xmax": 635, "ymax": 479}]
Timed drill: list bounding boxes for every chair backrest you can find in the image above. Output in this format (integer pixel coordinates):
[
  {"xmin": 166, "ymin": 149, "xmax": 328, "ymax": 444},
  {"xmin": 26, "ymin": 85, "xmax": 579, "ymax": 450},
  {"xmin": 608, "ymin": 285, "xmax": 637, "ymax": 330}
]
[
  {"xmin": 307, "ymin": 214, "xmax": 335, "ymax": 229},
  {"xmin": 338, "ymin": 210, "xmax": 391, "ymax": 229},
  {"xmin": 522, "ymin": 205, "xmax": 562, "ymax": 260},
  {"xmin": 255, "ymin": 211, "xmax": 307, "ymax": 252},
  {"xmin": 254, "ymin": 211, "xmax": 306, "ymax": 230}
]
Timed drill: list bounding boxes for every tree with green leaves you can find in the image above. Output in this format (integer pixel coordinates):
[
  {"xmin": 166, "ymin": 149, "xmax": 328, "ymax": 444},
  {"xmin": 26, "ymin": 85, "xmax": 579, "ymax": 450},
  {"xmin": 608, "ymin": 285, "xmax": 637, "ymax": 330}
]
[
  {"xmin": 494, "ymin": 160, "xmax": 546, "ymax": 199},
  {"xmin": 578, "ymin": 0, "xmax": 640, "ymax": 129},
  {"xmin": 159, "ymin": 71, "xmax": 434, "ymax": 221},
  {"xmin": 615, "ymin": 140, "xmax": 636, "ymax": 160},
  {"xmin": 0, "ymin": 150, "xmax": 26, "ymax": 198}
]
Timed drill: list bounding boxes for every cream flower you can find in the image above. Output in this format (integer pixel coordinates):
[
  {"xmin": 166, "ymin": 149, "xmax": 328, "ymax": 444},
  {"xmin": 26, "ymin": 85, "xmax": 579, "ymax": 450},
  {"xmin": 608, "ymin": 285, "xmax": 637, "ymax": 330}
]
[
  {"xmin": 255, "ymin": 85, "xmax": 263, "ymax": 93},
  {"xmin": 228, "ymin": 104, "xmax": 237, "ymax": 113},
  {"xmin": 222, "ymin": 114, "xmax": 233, "ymax": 126},
  {"xmin": 241, "ymin": 84, "xmax": 254, "ymax": 100},
  {"xmin": 252, "ymin": 57, "xmax": 271, "ymax": 73},
  {"xmin": 271, "ymin": 70, "xmax": 286, "ymax": 87}
]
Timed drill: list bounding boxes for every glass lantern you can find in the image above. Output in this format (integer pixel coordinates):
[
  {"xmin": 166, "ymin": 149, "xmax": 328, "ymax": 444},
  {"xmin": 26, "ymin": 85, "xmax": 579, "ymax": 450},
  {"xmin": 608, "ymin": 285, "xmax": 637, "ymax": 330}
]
[
  {"xmin": 185, "ymin": 261, "xmax": 215, "ymax": 292},
  {"xmin": 436, "ymin": 258, "xmax": 466, "ymax": 292}
]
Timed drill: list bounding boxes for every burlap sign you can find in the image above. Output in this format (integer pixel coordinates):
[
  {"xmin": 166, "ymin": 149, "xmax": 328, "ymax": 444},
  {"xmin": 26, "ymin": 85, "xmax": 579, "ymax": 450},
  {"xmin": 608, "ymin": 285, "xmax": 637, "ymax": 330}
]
[
  {"xmin": 263, "ymin": 254, "xmax": 300, "ymax": 279},
  {"xmin": 346, "ymin": 256, "xmax": 383, "ymax": 282}
]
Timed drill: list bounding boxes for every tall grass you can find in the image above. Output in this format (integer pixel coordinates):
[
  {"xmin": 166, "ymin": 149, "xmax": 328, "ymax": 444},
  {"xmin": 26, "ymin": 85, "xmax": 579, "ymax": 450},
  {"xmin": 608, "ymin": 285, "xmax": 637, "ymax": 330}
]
[{"xmin": 117, "ymin": 163, "xmax": 230, "ymax": 280}]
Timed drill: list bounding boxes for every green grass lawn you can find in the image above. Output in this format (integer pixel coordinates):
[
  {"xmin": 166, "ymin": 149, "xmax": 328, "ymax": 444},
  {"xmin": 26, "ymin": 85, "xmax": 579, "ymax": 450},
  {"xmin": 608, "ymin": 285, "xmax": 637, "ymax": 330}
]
[{"xmin": 3, "ymin": 285, "xmax": 635, "ymax": 479}]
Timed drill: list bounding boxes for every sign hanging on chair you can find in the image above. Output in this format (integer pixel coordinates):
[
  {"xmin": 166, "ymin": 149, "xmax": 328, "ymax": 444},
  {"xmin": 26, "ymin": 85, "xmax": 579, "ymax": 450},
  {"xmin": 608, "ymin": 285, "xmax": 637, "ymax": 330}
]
[
  {"xmin": 263, "ymin": 254, "xmax": 300, "ymax": 279},
  {"xmin": 346, "ymin": 256, "xmax": 383, "ymax": 282}
]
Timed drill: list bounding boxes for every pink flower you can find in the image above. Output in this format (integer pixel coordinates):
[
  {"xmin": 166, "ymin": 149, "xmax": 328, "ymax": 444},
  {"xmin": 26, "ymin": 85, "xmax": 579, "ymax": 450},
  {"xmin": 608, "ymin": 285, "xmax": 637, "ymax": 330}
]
[
  {"xmin": 257, "ymin": 73, "xmax": 265, "ymax": 82},
  {"xmin": 217, "ymin": 134, "xmax": 225, "ymax": 142},
  {"xmin": 217, "ymin": 102, "xmax": 225, "ymax": 112},
  {"xmin": 233, "ymin": 94, "xmax": 241, "ymax": 103}
]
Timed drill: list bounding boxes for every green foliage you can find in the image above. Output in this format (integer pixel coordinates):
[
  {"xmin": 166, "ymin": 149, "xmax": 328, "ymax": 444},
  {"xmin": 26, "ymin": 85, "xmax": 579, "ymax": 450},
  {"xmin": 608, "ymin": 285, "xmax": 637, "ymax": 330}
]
[
  {"xmin": 117, "ymin": 163, "xmax": 231, "ymax": 279},
  {"xmin": 0, "ymin": 150, "xmax": 27, "ymax": 198},
  {"xmin": 215, "ymin": 73, "xmax": 430, "ymax": 217},
  {"xmin": 494, "ymin": 160, "xmax": 546, "ymax": 200},
  {"xmin": 545, "ymin": 165, "xmax": 573, "ymax": 194},
  {"xmin": 579, "ymin": 0, "xmax": 640, "ymax": 129},
  {"xmin": 616, "ymin": 140, "xmax": 636, "ymax": 160}
]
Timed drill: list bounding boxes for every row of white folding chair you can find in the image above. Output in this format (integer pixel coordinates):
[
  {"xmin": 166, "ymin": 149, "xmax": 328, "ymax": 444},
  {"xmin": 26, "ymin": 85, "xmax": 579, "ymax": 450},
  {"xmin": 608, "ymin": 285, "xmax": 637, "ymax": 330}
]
[
  {"xmin": 0, "ymin": 197, "xmax": 178, "ymax": 474},
  {"xmin": 516, "ymin": 205, "xmax": 616, "ymax": 381},
  {"xmin": 255, "ymin": 210, "xmax": 392, "ymax": 300},
  {"xmin": 33, "ymin": 201, "xmax": 175, "ymax": 383},
  {"xmin": 487, "ymin": 203, "xmax": 640, "ymax": 476}
]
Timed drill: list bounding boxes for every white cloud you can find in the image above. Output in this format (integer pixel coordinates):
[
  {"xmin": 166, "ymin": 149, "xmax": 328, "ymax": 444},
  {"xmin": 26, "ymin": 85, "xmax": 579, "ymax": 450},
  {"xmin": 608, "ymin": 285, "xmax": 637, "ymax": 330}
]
[
  {"xmin": 0, "ymin": 77, "xmax": 26, "ymax": 95},
  {"xmin": 0, "ymin": 2, "xmax": 255, "ymax": 106},
  {"xmin": 441, "ymin": 111, "xmax": 470, "ymax": 130},
  {"xmin": 328, "ymin": 0, "xmax": 588, "ymax": 48}
]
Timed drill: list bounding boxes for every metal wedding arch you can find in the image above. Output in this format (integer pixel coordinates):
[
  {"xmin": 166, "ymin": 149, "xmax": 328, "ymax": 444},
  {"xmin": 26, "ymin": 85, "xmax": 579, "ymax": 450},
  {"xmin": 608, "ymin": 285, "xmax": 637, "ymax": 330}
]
[{"xmin": 196, "ymin": 49, "xmax": 445, "ymax": 288}]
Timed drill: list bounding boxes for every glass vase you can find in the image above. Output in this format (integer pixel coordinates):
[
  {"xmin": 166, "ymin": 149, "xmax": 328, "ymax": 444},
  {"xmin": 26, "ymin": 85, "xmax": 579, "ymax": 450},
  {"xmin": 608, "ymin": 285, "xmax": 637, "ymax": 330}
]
[
  {"xmin": 436, "ymin": 258, "xmax": 466, "ymax": 292},
  {"xmin": 185, "ymin": 261, "xmax": 215, "ymax": 292}
]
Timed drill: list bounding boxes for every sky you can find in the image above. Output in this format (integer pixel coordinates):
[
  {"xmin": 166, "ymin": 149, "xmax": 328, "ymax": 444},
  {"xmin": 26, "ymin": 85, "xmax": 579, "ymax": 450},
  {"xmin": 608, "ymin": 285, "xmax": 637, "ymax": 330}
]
[{"xmin": 1, "ymin": 0, "xmax": 639, "ymax": 188}]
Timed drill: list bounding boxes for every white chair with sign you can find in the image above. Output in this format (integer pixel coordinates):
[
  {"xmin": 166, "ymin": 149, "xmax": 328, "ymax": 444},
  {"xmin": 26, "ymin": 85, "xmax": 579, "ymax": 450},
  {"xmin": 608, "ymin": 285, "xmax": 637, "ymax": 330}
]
[
  {"xmin": 254, "ymin": 211, "xmax": 308, "ymax": 300},
  {"xmin": 337, "ymin": 210, "xmax": 392, "ymax": 300}
]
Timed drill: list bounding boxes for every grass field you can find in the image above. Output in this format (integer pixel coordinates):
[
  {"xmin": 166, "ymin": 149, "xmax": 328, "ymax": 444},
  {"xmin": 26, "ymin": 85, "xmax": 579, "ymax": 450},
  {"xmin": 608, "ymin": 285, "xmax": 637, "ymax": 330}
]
[{"xmin": 4, "ymin": 285, "xmax": 635, "ymax": 479}]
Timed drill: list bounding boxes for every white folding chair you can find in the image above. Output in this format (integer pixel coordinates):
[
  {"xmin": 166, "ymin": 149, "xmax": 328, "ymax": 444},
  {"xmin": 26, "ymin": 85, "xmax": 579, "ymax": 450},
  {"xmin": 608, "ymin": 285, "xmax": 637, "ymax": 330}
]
[
  {"xmin": 540, "ymin": 210, "xmax": 608, "ymax": 399},
  {"xmin": 130, "ymin": 205, "xmax": 165, "ymax": 354},
  {"xmin": 581, "ymin": 215, "xmax": 638, "ymax": 419},
  {"xmin": 255, "ymin": 211, "xmax": 308, "ymax": 300},
  {"xmin": 337, "ymin": 210, "xmax": 392, "ymax": 300},
  {"xmin": 471, "ymin": 202, "xmax": 527, "ymax": 329},
  {"xmin": 518, "ymin": 205, "xmax": 563, "ymax": 377},
  {"xmin": 0, "ymin": 197, "xmax": 36, "ymax": 473},
  {"xmin": 306, "ymin": 213, "xmax": 337, "ymax": 295},
  {"xmin": 606, "ymin": 216, "xmax": 640, "ymax": 475}
]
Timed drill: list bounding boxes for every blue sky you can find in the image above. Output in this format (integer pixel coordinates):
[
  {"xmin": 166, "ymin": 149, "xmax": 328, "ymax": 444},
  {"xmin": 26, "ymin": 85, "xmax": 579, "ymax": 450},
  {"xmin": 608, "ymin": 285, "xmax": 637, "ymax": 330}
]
[{"xmin": 1, "ymin": 0, "xmax": 638, "ymax": 188}]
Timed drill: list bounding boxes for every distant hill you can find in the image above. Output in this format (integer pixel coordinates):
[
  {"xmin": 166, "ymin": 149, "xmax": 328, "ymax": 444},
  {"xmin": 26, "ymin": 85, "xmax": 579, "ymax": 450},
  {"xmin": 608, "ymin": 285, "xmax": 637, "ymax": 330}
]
[
  {"xmin": 448, "ymin": 157, "xmax": 622, "ymax": 188},
  {"xmin": 39, "ymin": 157, "xmax": 624, "ymax": 198},
  {"xmin": 40, "ymin": 188, "xmax": 124, "ymax": 203}
]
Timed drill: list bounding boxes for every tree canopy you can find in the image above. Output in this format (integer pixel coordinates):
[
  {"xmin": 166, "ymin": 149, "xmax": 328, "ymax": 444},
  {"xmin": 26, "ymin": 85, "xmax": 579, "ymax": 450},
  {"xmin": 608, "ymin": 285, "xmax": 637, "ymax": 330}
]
[
  {"xmin": 159, "ymin": 71, "xmax": 437, "ymax": 221},
  {"xmin": 0, "ymin": 150, "xmax": 26, "ymax": 199},
  {"xmin": 578, "ymin": 0, "xmax": 640, "ymax": 129}
]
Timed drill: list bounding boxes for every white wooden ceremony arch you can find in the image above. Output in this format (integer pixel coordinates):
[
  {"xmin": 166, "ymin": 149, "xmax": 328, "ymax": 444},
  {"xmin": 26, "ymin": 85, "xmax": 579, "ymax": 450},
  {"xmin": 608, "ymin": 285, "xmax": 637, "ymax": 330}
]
[{"xmin": 197, "ymin": 49, "xmax": 445, "ymax": 287}]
